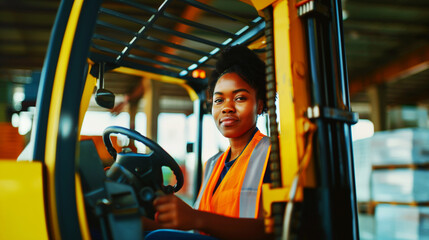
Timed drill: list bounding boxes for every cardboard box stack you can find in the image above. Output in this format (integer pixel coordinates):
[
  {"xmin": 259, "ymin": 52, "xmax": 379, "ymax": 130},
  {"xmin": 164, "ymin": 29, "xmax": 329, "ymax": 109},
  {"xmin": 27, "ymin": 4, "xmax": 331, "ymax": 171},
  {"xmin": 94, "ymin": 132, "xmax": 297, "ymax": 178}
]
[
  {"xmin": 353, "ymin": 137, "xmax": 372, "ymax": 203},
  {"xmin": 375, "ymin": 204, "xmax": 429, "ymax": 240},
  {"xmin": 353, "ymin": 106, "xmax": 429, "ymax": 239}
]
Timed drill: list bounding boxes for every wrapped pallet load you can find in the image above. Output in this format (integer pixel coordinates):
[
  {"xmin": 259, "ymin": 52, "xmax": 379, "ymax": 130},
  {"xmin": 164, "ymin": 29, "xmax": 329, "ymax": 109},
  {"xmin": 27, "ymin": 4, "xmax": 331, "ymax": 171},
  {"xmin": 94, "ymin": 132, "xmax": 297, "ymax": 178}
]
[
  {"xmin": 370, "ymin": 128, "xmax": 429, "ymax": 166},
  {"xmin": 375, "ymin": 204, "xmax": 429, "ymax": 240}
]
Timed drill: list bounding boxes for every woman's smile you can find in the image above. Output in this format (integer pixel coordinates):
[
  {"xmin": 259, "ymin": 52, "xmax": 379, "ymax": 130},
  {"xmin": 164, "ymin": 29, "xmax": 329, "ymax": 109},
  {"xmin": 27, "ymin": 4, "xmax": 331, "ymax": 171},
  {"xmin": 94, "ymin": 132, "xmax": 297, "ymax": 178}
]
[{"xmin": 220, "ymin": 116, "xmax": 239, "ymax": 127}]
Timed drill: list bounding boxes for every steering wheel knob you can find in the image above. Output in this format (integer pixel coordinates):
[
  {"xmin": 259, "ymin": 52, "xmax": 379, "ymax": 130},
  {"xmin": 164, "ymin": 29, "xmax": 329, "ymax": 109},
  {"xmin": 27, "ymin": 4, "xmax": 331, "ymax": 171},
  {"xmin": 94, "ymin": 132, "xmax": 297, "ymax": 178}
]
[
  {"xmin": 116, "ymin": 133, "xmax": 130, "ymax": 148},
  {"xmin": 139, "ymin": 187, "xmax": 155, "ymax": 202}
]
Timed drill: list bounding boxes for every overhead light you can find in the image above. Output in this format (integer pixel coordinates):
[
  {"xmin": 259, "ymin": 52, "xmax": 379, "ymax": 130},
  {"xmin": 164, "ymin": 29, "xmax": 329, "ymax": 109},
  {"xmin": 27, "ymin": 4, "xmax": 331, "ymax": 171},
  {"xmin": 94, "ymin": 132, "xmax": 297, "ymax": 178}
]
[
  {"xmin": 210, "ymin": 48, "xmax": 220, "ymax": 55},
  {"xmin": 188, "ymin": 64, "xmax": 198, "ymax": 71},
  {"xmin": 179, "ymin": 70, "xmax": 188, "ymax": 76}
]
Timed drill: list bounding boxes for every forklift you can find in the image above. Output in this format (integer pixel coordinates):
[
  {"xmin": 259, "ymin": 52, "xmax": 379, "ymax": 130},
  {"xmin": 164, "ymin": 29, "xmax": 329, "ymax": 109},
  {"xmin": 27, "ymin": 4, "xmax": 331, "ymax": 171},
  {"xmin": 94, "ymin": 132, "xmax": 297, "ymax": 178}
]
[{"xmin": 0, "ymin": 0, "xmax": 358, "ymax": 239}]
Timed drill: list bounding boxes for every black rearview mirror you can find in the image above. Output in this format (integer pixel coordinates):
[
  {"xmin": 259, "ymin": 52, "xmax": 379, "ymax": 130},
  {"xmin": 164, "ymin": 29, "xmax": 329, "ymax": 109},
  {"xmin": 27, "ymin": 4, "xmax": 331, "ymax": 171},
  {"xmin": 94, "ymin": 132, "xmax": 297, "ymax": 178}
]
[
  {"xmin": 95, "ymin": 62, "xmax": 115, "ymax": 109},
  {"xmin": 95, "ymin": 88, "xmax": 115, "ymax": 109}
]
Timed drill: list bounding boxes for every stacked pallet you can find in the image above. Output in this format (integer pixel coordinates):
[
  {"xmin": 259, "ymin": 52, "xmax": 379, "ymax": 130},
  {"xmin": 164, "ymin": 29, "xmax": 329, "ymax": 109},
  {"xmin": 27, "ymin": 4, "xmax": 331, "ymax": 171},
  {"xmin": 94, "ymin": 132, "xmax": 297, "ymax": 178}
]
[{"xmin": 354, "ymin": 127, "xmax": 429, "ymax": 239}]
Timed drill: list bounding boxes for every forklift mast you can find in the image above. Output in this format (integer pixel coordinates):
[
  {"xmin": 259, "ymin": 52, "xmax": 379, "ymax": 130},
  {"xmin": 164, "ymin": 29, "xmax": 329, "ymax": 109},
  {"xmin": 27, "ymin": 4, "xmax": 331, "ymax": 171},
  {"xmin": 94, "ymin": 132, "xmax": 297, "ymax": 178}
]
[{"xmin": 257, "ymin": 0, "xmax": 359, "ymax": 239}]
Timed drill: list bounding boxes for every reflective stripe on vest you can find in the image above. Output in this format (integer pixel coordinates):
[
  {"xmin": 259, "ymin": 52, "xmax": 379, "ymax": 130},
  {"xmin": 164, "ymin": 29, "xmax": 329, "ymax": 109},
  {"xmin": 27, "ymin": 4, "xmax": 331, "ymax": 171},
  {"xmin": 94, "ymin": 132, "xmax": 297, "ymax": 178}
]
[
  {"xmin": 193, "ymin": 152, "xmax": 223, "ymax": 209},
  {"xmin": 194, "ymin": 135, "xmax": 270, "ymax": 218},
  {"xmin": 239, "ymin": 136, "xmax": 270, "ymax": 218}
]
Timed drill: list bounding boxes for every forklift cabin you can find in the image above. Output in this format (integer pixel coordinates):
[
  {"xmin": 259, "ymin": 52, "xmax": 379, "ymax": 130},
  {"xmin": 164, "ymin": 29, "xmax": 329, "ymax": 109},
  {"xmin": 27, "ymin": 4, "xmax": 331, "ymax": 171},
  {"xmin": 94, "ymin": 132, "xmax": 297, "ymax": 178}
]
[{"xmin": 0, "ymin": 0, "xmax": 359, "ymax": 239}]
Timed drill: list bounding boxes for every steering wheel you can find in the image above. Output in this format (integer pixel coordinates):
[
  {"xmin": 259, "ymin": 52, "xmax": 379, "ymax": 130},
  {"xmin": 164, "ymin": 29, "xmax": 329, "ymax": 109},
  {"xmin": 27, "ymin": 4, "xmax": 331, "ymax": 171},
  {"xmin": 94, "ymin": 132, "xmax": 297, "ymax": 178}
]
[{"xmin": 103, "ymin": 126, "xmax": 184, "ymax": 217}]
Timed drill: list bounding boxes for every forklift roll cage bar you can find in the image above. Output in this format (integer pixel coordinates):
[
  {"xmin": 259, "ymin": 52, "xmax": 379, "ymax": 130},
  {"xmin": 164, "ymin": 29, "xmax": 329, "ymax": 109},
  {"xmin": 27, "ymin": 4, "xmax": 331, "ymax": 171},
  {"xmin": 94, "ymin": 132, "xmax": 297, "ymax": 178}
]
[{"xmin": 88, "ymin": 0, "xmax": 266, "ymax": 91}]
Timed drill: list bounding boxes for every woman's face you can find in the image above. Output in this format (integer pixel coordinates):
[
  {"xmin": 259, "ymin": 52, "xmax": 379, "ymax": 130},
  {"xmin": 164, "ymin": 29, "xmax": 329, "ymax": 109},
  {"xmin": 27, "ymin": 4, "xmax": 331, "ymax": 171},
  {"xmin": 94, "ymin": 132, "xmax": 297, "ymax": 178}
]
[{"xmin": 212, "ymin": 72, "xmax": 262, "ymax": 139}]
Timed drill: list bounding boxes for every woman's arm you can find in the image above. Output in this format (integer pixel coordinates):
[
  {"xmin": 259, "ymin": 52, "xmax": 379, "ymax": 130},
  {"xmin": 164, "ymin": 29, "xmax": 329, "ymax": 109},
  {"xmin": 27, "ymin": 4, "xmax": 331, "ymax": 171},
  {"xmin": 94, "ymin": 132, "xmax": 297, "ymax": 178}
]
[{"xmin": 153, "ymin": 194, "xmax": 273, "ymax": 240}]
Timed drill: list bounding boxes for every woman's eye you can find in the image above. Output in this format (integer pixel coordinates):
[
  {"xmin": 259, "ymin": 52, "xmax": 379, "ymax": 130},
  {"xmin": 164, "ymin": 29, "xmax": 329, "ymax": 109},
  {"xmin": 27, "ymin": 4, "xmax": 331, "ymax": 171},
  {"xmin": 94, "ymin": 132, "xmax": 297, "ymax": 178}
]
[
  {"xmin": 235, "ymin": 96, "xmax": 247, "ymax": 101},
  {"xmin": 214, "ymin": 98, "xmax": 223, "ymax": 104}
]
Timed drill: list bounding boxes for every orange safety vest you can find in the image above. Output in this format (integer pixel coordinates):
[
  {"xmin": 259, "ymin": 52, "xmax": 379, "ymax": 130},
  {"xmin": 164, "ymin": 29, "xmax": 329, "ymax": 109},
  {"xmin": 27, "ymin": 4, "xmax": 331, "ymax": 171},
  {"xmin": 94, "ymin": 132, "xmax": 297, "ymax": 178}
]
[{"xmin": 194, "ymin": 130, "xmax": 271, "ymax": 218}]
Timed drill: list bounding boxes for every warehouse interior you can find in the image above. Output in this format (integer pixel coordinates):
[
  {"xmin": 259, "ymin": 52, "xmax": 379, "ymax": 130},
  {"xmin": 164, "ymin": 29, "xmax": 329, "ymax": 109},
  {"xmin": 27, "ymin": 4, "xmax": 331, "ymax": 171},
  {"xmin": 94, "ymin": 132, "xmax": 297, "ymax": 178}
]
[{"xmin": 0, "ymin": 0, "xmax": 428, "ymax": 239}]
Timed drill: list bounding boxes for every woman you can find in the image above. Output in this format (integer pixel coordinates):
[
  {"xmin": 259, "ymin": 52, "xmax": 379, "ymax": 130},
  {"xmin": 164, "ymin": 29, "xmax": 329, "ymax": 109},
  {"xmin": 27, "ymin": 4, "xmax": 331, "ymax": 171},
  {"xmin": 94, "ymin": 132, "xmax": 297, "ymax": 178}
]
[{"xmin": 145, "ymin": 45, "xmax": 272, "ymax": 240}]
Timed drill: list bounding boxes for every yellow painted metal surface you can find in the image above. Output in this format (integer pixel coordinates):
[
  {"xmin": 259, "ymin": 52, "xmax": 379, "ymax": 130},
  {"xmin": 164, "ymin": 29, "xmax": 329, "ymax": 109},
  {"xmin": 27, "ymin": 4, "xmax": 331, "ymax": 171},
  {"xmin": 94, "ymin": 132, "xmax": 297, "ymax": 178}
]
[
  {"xmin": 75, "ymin": 173, "xmax": 91, "ymax": 240},
  {"xmin": 262, "ymin": 0, "xmax": 315, "ymax": 228},
  {"xmin": 75, "ymin": 64, "xmax": 97, "ymax": 240},
  {"xmin": 247, "ymin": 36, "xmax": 267, "ymax": 50},
  {"xmin": 272, "ymin": 0, "xmax": 300, "ymax": 188},
  {"xmin": 279, "ymin": 0, "xmax": 315, "ymax": 188},
  {"xmin": 45, "ymin": 1, "xmax": 85, "ymax": 239},
  {"xmin": 78, "ymin": 63, "xmax": 97, "ymax": 135},
  {"xmin": 261, "ymin": 1, "xmax": 298, "ymax": 230},
  {"xmin": 0, "ymin": 161, "xmax": 48, "ymax": 240},
  {"xmin": 262, "ymin": 184, "xmax": 302, "ymax": 216},
  {"xmin": 114, "ymin": 66, "xmax": 199, "ymax": 101},
  {"xmin": 248, "ymin": 0, "xmax": 278, "ymax": 11}
]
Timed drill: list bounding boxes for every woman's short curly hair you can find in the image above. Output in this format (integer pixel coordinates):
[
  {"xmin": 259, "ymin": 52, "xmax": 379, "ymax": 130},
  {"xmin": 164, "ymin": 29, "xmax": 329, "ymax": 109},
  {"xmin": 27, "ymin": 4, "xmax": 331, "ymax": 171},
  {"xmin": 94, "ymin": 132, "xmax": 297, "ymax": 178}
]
[{"xmin": 207, "ymin": 44, "xmax": 267, "ymax": 113}]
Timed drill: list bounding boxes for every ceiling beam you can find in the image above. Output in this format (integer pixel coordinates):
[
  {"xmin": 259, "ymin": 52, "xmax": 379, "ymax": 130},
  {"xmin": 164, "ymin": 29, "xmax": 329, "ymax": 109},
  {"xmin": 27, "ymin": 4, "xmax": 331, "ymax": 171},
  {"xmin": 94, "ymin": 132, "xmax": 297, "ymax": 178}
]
[
  {"xmin": 156, "ymin": 1, "xmax": 212, "ymax": 63},
  {"xmin": 386, "ymin": 71, "xmax": 429, "ymax": 105},
  {"xmin": 0, "ymin": 23, "xmax": 53, "ymax": 32},
  {"xmin": 345, "ymin": 0, "xmax": 429, "ymax": 15},
  {"xmin": 0, "ymin": 39, "xmax": 49, "ymax": 47},
  {"xmin": 349, "ymin": 44, "xmax": 429, "ymax": 95},
  {"xmin": 0, "ymin": 3, "xmax": 58, "ymax": 14},
  {"xmin": 0, "ymin": 56, "xmax": 45, "ymax": 70},
  {"xmin": 343, "ymin": 20, "xmax": 429, "ymax": 35},
  {"xmin": 114, "ymin": 1, "xmax": 213, "ymax": 102}
]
